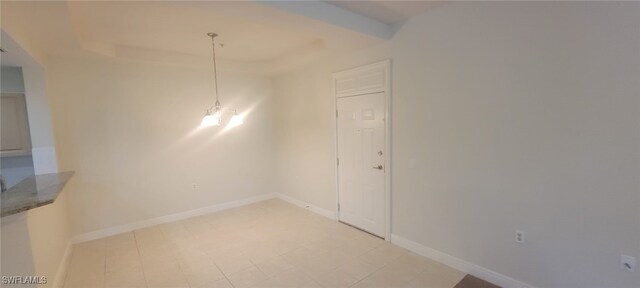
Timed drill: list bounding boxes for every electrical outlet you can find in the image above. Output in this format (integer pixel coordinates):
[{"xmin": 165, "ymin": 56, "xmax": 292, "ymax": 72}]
[
  {"xmin": 621, "ymin": 255, "xmax": 636, "ymax": 272},
  {"xmin": 192, "ymin": 184, "xmax": 199, "ymax": 190},
  {"xmin": 515, "ymin": 230, "xmax": 525, "ymax": 243}
]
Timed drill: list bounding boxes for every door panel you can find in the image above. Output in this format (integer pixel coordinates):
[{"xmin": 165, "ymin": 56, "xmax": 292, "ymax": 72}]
[{"xmin": 337, "ymin": 92, "xmax": 385, "ymax": 237}]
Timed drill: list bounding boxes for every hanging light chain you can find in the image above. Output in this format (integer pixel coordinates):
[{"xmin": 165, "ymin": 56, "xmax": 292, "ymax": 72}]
[
  {"xmin": 210, "ymin": 33, "xmax": 220, "ymax": 108},
  {"xmin": 201, "ymin": 32, "xmax": 240, "ymax": 128}
]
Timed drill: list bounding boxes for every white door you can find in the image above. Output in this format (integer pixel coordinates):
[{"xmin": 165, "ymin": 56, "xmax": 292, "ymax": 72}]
[{"xmin": 337, "ymin": 92, "xmax": 385, "ymax": 237}]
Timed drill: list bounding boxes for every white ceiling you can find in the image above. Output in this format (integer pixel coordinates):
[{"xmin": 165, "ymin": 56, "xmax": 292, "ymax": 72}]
[
  {"xmin": 67, "ymin": 1, "xmax": 320, "ymax": 62},
  {"xmin": 1, "ymin": 1, "xmax": 439, "ymax": 73}
]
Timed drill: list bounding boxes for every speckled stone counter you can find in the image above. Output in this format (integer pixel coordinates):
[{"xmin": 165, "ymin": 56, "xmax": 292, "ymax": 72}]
[{"xmin": 1, "ymin": 171, "xmax": 75, "ymax": 217}]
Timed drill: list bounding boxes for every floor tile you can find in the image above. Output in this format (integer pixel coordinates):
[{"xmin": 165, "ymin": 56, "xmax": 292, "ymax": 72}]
[
  {"xmin": 105, "ymin": 268, "xmax": 146, "ymax": 288},
  {"xmin": 214, "ymin": 253, "xmax": 254, "ymax": 275},
  {"xmin": 336, "ymin": 257, "xmax": 383, "ymax": 281},
  {"xmin": 310, "ymin": 268, "xmax": 359, "ymax": 288},
  {"xmin": 270, "ymin": 268, "xmax": 322, "ymax": 288},
  {"xmin": 179, "ymin": 256, "xmax": 225, "ymax": 287},
  {"xmin": 249, "ymin": 277, "xmax": 282, "ymax": 288},
  {"xmin": 143, "ymin": 263, "xmax": 190, "ymax": 288},
  {"xmin": 227, "ymin": 265, "xmax": 269, "ymax": 288},
  {"xmin": 194, "ymin": 278, "xmax": 234, "ymax": 288},
  {"xmin": 63, "ymin": 199, "xmax": 469, "ymax": 288},
  {"xmin": 254, "ymin": 256, "xmax": 295, "ymax": 278}
]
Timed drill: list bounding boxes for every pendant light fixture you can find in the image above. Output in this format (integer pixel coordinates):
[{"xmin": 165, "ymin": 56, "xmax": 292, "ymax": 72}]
[
  {"xmin": 202, "ymin": 32, "xmax": 223, "ymax": 127},
  {"xmin": 228, "ymin": 109, "xmax": 244, "ymax": 128}
]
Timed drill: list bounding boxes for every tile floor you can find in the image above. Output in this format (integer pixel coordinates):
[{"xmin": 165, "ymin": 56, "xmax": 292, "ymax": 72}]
[{"xmin": 62, "ymin": 199, "xmax": 467, "ymax": 288}]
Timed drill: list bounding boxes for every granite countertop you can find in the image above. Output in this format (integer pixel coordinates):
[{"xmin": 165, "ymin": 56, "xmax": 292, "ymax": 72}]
[{"xmin": 1, "ymin": 171, "xmax": 75, "ymax": 217}]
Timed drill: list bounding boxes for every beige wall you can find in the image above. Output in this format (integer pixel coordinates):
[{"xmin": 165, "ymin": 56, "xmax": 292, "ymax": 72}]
[
  {"xmin": 26, "ymin": 191, "xmax": 72, "ymax": 287},
  {"xmin": 273, "ymin": 43, "xmax": 389, "ymax": 211},
  {"xmin": 273, "ymin": 2, "xmax": 640, "ymax": 287},
  {"xmin": 273, "ymin": 64, "xmax": 336, "ymax": 210},
  {"xmin": 47, "ymin": 57, "xmax": 276, "ymax": 235}
]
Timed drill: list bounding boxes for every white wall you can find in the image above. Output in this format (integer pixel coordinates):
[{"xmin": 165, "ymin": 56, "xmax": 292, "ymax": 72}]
[
  {"xmin": 23, "ymin": 60, "xmax": 58, "ymax": 175},
  {"xmin": 25, "ymin": 190, "xmax": 72, "ymax": 288},
  {"xmin": 47, "ymin": 56, "xmax": 276, "ymax": 235},
  {"xmin": 273, "ymin": 64, "xmax": 336, "ymax": 210},
  {"xmin": 273, "ymin": 2, "xmax": 640, "ymax": 288}
]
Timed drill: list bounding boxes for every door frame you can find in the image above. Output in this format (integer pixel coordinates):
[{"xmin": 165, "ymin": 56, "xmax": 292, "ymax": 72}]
[{"xmin": 332, "ymin": 59, "xmax": 391, "ymax": 240}]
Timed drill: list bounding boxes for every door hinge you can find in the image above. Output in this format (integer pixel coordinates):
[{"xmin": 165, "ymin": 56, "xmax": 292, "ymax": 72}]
[
  {"xmin": 337, "ymin": 158, "xmax": 339, "ymax": 166},
  {"xmin": 336, "ymin": 110, "xmax": 338, "ymax": 118},
  {"xmin": 338, "ymin": 203, "xmax": 340, "ymax": 211}
]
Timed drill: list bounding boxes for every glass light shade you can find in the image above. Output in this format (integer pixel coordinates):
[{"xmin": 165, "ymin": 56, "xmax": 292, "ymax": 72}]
[
  {"xmin": 201, "ymin": 110, "xmax": 221, "ymax": 127},
  {"xmin": 228, "ymin": 110, "xmax": 243, "ymax": 128}
]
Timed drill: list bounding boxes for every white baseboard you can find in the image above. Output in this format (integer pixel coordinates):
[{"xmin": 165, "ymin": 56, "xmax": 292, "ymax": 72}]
[
  {"xmin": 70, "ymin": 193, "xmax": 337, "ymax": 244},
  {"xmin": 52, "ymin": 241, "xmax": 72, "ymax": 288},
  {"xmin": 276, "ymin": 193, "xmax": 337, "ymax": 220},
  {"xmin": 390, "ymin": 234, "xmax": 536, "ymax": 288},
  {"xmin": 71, "ymin": 193, "xmax": 277, "ymax": 243}
]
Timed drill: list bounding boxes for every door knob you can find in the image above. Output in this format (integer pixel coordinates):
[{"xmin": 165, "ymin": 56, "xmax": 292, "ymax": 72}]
[{"xmin": 372, "ymin": 165, "xmax": 383, "ymax": 170}]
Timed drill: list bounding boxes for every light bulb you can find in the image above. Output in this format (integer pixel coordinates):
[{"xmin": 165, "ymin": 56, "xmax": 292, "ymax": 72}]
[
  {"xmin": 201, "ymin": 110, "xmax": 221, "ymax": 127},
  {"xmin": 228, "ymin": 110, "xmax": 243, "ymax": 128}
]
